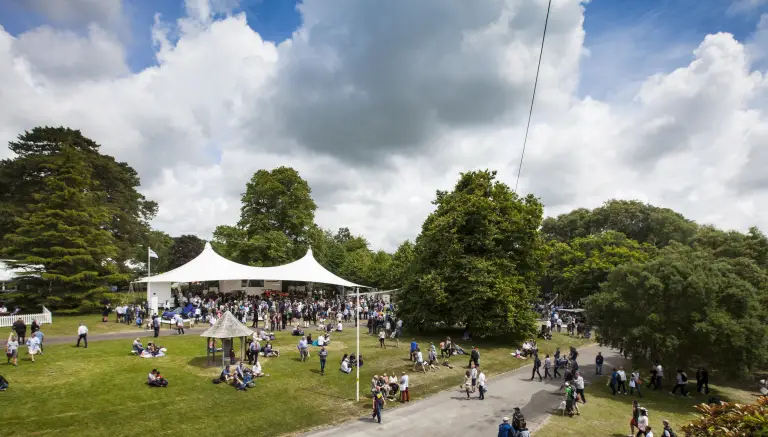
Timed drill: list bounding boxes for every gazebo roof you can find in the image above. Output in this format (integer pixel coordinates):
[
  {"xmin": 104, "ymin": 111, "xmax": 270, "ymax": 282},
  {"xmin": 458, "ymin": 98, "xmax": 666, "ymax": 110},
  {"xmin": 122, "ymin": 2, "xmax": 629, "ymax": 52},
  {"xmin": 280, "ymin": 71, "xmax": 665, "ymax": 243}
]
[{"xmin": 200, "ymin": 311, "xmax": 254, "ymax": 339}]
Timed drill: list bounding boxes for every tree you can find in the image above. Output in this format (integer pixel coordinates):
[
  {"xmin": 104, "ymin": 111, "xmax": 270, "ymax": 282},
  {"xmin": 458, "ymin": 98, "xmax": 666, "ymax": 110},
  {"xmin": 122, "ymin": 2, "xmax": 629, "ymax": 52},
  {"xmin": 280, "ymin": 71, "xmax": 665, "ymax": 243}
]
[
  {"xmin": 168, "ymin": 235, "xmax": 206, "ymax": 270},
  {"xmin": 398, "ymin": 170, "xmax": 547, "ymax": 337},
  {"xmin": 238, "ymin": 166, "xmax": 317, "ymax": 263},
  {"xmin": 382, "ymin": 240, "xmax": 415, "ymax": 290},
  {"xmin": 131, "ymin": 230, "xmax": 173, "ymax": 275},
  {"xmin": 0, "ymin": 127, "xmax": 157, "ymax": 275},
  {"xmin": 585, "ymin": 243, "xmax": 768, "ymax": 376},
  {"xmin": 2, "ymin": 146, "xmax": 129, "ymax": 310},
  {"xmin": 541, "ymin": 200, "xmax": 698, "ymax": 247},
  {"xmin": 544, "ymin": 231, "xmax": 654, "ymax": 304},
  {"xmin": 682, "ymin": 396, "xmax": 768, "ymax": 436}
]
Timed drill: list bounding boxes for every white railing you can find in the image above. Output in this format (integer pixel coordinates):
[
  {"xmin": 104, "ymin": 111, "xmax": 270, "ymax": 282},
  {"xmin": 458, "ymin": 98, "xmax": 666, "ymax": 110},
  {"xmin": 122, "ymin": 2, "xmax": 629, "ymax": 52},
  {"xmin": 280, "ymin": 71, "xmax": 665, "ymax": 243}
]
[{"xmin": 0, "ymin": 306, "xmax": 53, "ymax": 328}]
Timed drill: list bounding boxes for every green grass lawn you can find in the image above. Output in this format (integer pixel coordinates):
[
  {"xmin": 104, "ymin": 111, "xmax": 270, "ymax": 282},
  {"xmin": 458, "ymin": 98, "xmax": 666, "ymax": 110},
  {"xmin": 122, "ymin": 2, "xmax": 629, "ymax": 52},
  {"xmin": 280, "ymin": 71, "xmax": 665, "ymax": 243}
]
[
  {"xmin": 0, "ymin": 328, "xmax": 590, "ymax": 436},
  {"xmin": 26, "ymin": 314, "xmax": 146, "ymax": 338},
  {"xmin": 537, "ymin": 374, "xmax": 757, "ymax": 436}
]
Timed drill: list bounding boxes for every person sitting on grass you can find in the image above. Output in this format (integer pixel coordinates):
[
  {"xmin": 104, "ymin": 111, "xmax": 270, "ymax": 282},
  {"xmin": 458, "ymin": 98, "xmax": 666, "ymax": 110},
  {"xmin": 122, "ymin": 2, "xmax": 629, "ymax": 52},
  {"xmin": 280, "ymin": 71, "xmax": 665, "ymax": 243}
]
[
  {"xmin": 148, "ymin": 369, "xmax": 168, "ymax": 387},
  {"xmin": 292, "ymin": 326, "xmax": 304, "ymax": 336},
  {"xmin": 252, "ymin": 360, "xmax": 266, "ymax": 377},
  {"xmin": 0, "ymin": 374, "xmax": 8, "ymax": 391},
  {"xmin": 233, "ymin": 372, "xmax": 247, "ymax": 391},
  {"xmin": 262, "ymin": 342, "xmax": 279, "ymax": 357},
  {"xmin": 220, "ymin": 365, "xmax": 233, "ymax": 384},
  {"xmin": 133, "ymin": 338, "xmax": 144, "ymax": 355},
  {"xmin": 340, "ymin": 356, "xmax": 352, "ymax": 374}
]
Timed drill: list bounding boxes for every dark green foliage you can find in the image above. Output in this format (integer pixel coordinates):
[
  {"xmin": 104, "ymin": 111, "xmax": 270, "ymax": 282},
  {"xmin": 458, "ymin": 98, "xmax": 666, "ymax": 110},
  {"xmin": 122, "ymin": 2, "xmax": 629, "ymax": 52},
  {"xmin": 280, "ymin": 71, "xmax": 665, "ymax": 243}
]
[
  {"xmin": 585, "ymin": 242, "xmax": 768, "ymax": 376},
  {"xmin": 0, "ymin": 127, "xmax": 157, "ymax": 276},
  {"xmin": 398, "ymin": 170, "xmax": 546, "ymax": 337},
  {"xmin": 2, "ymin": 146, "xmax": 130, "ymax": 310},
  {"xmin": 168, "ymin": 234, "xmax": 206, "ymax": 270}
]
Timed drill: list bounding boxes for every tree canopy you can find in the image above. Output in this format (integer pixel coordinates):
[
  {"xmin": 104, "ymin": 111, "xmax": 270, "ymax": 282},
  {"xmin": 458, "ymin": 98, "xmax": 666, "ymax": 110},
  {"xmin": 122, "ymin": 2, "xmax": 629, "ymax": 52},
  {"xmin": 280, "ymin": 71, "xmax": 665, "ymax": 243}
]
[
  {"xmin": 0, "ymin": 127, "xmax": 157, "ymax": 275},
  {"xmin": 2, "ymin": 146, "xmax": 129, "ymax": 310},
  {"xmin": 397, "ymin": 170, "xmax": 546, "ymax": 337},
  {"xmin": 585, "ymin": 242, "xmax": 768, "ymax": 375}
]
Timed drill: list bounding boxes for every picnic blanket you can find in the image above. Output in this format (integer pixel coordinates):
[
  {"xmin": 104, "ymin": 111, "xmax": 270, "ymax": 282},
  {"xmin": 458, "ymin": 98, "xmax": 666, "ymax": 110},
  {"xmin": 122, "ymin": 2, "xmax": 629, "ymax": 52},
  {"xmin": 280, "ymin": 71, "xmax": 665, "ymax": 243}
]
[{"xmin": 140, "ymin": 348, "xmax": 167, "ymax": 358}]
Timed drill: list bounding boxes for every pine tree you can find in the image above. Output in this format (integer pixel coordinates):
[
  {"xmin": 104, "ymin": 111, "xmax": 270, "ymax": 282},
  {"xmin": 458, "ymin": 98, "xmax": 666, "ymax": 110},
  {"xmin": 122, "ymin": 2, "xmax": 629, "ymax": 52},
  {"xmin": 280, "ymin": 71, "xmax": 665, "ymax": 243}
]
[{"xmin": 2, "ymin": 146, "xmax": 129, "ymax": 310}]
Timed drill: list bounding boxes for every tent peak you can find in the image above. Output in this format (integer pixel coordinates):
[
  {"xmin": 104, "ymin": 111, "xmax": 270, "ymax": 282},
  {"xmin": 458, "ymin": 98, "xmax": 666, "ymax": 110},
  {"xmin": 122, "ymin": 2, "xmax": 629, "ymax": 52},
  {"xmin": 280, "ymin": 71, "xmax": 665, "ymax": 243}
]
[{"xmin": 204, "ymin": 242, "xmax": 213, "ymax": 251}]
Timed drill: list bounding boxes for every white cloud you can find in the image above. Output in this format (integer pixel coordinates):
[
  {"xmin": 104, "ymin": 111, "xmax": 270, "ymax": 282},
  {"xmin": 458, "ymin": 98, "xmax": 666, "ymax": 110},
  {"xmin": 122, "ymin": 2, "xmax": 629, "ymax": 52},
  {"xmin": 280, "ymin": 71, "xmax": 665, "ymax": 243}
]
[{"xmin": 1, "ymin": 0, "xmax": 767, "ymax": 252}]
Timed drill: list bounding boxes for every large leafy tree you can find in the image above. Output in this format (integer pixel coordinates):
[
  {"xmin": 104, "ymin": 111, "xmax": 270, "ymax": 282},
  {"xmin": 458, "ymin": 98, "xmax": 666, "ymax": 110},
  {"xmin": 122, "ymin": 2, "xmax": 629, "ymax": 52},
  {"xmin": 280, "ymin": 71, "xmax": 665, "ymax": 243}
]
[
  {"xmin": 2, "ymin": 146, "xmax": 129, "ymax": 310},
  {"xmin": 541, "ymin": 199, "xmax": 698, "ymax": 247},
  {"xmin": 0, "ymin": 127, "xmax": 157, "ymax": 274},
  {"xmin": 131, "ymin": 230, "xmax": 174, "ymax": 275},
  {"xmin": 398, "ymin": 170, "xmax": 547, "ymax": 337},
  {"xmin": 586, "ymin": 242, "xmax": 768, "ymax": 376},
  {"xmin": 168, "ymin": 234, "xmax": 206, "ymax": 270},
  {"xmin": 381, "ymin": 240, "xmax": 415, "ymax": 290},
  {"xmin": 213, "ymin": 167, "xmax": 317, "ymax": 266},
  {"xmin": 544, "ymin": 231, "xmax": 654, "ymax": 304}
]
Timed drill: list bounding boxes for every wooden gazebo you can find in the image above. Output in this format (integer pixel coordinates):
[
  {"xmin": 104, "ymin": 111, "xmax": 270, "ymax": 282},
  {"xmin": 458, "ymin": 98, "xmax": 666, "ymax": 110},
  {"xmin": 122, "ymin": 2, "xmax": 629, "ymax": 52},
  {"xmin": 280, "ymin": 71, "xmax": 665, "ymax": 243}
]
[{"xmin": 200, "ymin": 311, "xmax": 253, "ymax": 367}]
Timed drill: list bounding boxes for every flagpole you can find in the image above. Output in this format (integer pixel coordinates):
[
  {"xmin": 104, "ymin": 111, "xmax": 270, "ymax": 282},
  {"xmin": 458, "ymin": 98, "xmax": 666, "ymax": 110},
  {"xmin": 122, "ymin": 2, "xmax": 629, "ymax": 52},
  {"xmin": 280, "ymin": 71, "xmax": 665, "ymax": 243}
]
[{"xmin": 356, "ymin": 286, "xmax": 360, "ymax": 402}]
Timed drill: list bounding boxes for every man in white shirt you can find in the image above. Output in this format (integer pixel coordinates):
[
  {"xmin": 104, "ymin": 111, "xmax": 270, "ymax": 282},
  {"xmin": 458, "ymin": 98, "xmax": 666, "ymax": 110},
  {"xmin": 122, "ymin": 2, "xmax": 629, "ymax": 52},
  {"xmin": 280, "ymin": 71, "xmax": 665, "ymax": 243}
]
[
  {"xmin": 574, "ymin": 372, "xmax": 586, "ymax": 403},
  {"xmin": 317, "ymin": 334, "xmax": 325, "ymax": 347},
  {"xmin": 477, "ymin": 370, "xmax": 487, "ymax": 400},
  {"xmin": 400, "ymin": 372, "xmax": 410, "ymax": 402},
  {"xmin": 340, "ymin": 358, "xmax": 352, "ymax": 374},
  {"xmin": 76, "ymin": 323, "xmax": 88, "ymax": 348},
  {"xmin": 414, "ymin": 349, "xmax": 425, "ymax": 373}
]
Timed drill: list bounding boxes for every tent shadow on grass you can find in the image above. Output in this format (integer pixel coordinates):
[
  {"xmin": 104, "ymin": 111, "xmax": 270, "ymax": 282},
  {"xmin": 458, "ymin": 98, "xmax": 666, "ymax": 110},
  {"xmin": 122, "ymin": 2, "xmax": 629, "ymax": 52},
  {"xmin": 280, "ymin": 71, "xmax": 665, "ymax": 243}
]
[{"xmin": 187, "ymin": 356, "xmax": 220, "ymax": 368}]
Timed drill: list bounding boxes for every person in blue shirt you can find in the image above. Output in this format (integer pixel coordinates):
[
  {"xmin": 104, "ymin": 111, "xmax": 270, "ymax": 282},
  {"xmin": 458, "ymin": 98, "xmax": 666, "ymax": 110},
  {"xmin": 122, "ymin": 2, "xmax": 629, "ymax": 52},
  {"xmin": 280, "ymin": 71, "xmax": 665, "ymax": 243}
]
[
  {"xmin": 610, "ymin": 367, "xmax": 619, "ymax": 395},
  {"xmin": 410, "ymin": 339, "xmax": 418, "ymax": 362},
  {"xmin": 498, "ymin": 417, "xmax": 512, "ymax": 437}
]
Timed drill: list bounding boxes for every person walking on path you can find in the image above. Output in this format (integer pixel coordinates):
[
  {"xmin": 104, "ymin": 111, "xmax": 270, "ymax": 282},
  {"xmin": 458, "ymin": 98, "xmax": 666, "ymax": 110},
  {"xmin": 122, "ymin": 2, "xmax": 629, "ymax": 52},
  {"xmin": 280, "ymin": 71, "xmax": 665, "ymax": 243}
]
[
  {"xmin": 318, "ymin": 346, "xmax": 328, "ymax": 375},
  {"xmin": 671, "ymin": 369, "xmax": 689, "ymax": 397},
  {"xmin": 399, "ymin": 371, "xmax": 410, "ymax": 403},
  {"xmin": 530, "ymin": 354, "xmax": 543, "ymax": 381},
  {"xmin": 470, "ymin": 364, "xmax": 478, "ymax": 392},
  {"xmin": 696, "ymin": 368, "xmax": 709, "ymax": 395},
  {"xmin": 497, "ymin": 417, "xmax": 512, "ymax": 437},
  {"xmin": 630, "ymin": 370, "xmax": 643, "ymax": 397},
  {"xmin": 76, "ymin": 323, "xmax": 88, "ymax": 348},
  {"xmin": 543, "ymin": 354, "xmax": 552, "ymax": 380},
  {"xmin": 469, "ymin": 346, "xmax": 480, "ymax": 368},
  {"xmin": 175, "ymin": 315, "xmax": 185, "ymax": 335},
  {"xmin": 617, "ymin": 367, "xmax": 628, "ymax": 394},
  {"xmin": 478, "ymin": 369, "xmax": 487, "ymax": 400},
  {"xmin": 595, "ymin": 351, "xmax": 604, "ymax": 375},
  {"xmin": 462, "ymin": 370, "xmax": 472, "ymax": 399},
  {"xmin": 371, "ymin": 386, "xmax": 385, "ymax": 424},
  {"xmin": 152, "ymin": 316, "xmax": 160, "ymax": 338}
]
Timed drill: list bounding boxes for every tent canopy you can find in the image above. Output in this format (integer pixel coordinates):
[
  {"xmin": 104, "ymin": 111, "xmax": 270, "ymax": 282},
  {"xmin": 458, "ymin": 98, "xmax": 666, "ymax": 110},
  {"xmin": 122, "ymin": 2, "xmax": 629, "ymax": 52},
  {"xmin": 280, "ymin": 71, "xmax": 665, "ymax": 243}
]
[
  {"xmin": 201, "ymin": 311, "xmax": 254, "ymax": 339},
  {"xmin": 137, "ymin": 242, "xmax": 365, "ymax": 288}
]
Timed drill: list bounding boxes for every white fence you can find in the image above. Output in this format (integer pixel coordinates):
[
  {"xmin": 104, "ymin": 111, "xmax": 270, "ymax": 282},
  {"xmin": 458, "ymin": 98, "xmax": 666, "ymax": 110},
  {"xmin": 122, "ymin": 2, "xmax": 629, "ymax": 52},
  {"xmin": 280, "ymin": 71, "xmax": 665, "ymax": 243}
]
[{"xmin": 0, "ymin": 306, "xmax": 53, "ymax": 328}]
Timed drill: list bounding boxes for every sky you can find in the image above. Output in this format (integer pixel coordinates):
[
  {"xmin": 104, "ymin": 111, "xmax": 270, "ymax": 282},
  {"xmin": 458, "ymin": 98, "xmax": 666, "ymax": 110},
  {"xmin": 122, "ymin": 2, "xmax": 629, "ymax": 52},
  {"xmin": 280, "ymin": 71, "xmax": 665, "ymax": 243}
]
[{"xmin": 0, "ymin": 0, "xmax": 767, "ymax": 252}]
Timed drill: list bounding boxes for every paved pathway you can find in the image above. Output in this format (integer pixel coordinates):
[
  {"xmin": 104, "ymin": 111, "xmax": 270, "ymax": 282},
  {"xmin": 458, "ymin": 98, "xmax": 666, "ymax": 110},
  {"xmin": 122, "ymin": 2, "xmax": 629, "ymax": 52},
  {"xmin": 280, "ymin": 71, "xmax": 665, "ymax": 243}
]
[{"xmin": 303, "ymin": 344, "xmax": 627, "ymax": 436}]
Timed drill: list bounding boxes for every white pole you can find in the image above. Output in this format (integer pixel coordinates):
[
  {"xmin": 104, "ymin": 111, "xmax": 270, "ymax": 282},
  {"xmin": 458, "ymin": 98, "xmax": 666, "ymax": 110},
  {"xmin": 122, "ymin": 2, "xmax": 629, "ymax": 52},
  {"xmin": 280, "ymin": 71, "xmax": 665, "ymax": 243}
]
[
  {"xmin": 147, "ymin": 247, "xmax": 152, "ymax": 313},
  {"xmin": 356, "ymin": 286, "xmax": 360, "ymax": 402}
]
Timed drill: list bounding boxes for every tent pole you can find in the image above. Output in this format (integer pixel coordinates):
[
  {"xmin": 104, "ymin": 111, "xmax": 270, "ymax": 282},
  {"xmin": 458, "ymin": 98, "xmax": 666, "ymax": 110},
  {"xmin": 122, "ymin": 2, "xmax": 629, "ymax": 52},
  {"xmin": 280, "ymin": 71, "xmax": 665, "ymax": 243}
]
[{"xmin": 356, "ymin": 286, "xmax": 360, "ymax": 402}]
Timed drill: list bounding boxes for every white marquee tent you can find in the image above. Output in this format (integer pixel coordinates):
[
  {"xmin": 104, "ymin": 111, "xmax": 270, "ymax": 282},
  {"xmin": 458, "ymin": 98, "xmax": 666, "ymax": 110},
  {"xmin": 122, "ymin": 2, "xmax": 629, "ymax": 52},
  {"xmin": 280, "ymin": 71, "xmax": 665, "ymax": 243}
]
[
  {"xmin": 135, "ymin": 243, "xmax": 366, "ymax": 312},
  {"xmin": 136, "ymin": 242, "xmax": 364, "ymax": 287}
]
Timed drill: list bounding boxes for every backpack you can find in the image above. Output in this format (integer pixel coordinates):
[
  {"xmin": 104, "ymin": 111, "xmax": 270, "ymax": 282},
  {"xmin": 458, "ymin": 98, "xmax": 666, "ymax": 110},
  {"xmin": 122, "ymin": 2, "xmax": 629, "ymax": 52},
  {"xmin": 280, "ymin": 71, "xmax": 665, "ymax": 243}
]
[{"xmin": 681, "ymin": 373, "xmax": 688, "ymax": 383}]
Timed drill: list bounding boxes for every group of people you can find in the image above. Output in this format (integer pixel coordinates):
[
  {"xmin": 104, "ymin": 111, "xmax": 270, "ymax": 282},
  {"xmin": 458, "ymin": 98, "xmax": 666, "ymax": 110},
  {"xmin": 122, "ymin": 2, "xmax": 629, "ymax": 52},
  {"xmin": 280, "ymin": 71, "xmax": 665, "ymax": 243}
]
[
  {"xmin": 216, "ymin": 360, "xmax": 266, "ymax": 391},
  {"xmin": 629, "ymin": 400, "xmax": 678, "ymax": 437},
  {"xmin": 5, "ymin": 318, "xmax": 45, "ymax": 366}
]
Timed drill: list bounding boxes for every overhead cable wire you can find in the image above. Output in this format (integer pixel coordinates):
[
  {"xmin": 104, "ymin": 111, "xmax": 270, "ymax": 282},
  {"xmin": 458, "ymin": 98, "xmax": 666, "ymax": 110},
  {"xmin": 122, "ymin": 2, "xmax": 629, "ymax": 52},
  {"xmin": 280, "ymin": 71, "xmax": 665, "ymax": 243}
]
[{"xmin": 514, "ymin": 0, "xmax": 552, "ymax": 193}]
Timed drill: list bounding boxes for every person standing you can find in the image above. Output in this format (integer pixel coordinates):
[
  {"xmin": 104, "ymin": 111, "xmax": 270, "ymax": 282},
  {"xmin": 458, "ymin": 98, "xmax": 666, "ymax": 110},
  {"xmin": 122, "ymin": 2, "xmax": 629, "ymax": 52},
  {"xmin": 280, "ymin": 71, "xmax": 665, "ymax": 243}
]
[
  {"xmin": 12, "ymin": 318, "xmax": 26, "ymax": 345},
  {"xmin": 574, "ymin": 372, "xmax": 586, "ymax": 403},
  {"xmin": 671, "ymin": 369, "xmax": 689, "ymax": 397},
  {"xmin": 400, "ymin": 371, "xmax": 409, "ymax": 402},
  {"xmin": 497, "ymin": 417, "xmax": 512, "ymax": 437},
  {"xmin": 469, "ymin": 346, "xmax": 480, "ymax": 368},
  {"xmin": 463, "ymin": 370, "xmax": 472, "ymax": 399},
  {"xmin": 76, "ymin": 323, "xmax": 88, "ymax": 348},
  {"xmin": 378, "ymin": 330, "xmax": 386, "ymax": 348},
  {"xmin": 531, "ymin": 354, "xmax": 543, "ymax": 381},
  {"xmin": 630, "ymin": 370, "xmax": 643, "ymax": 397},
  {"xmin": 5, "ymin": 335, "xmax": 18, "ymax": 366},
  {"xmin": 544, "ymin": 354, "xmax": 552, "ymax": 379},
  {"xmin": 175, "ymin": 315, "xmax": 185, "ymax": 335},
  {"xmin": 617, "ymin": 367, "xmax": 628, "ymax": 394},
  {"xmin": 595, "ymin": 351, "xmax": 604, "ymax": 375},
  {"xmin": 152, "ymin": 315, "xmax": 160, "ymax": 338},
  {"xmin": 696, "ymin": 367, "xmax": 709, "ymax": 395},
  {"xmin": 477, "ymin": 369, "xmax": 487, "ymax": 400},
  {"xmin": 371, "ymin": 386, "xmax": 385, "ymax": 424},
  {"xmin": 318, "ymin": 346, "xmax": 328, "ymax": 375},
  {"xmin": 470, "ymin": 364, "xmax": 478, "ymax": 392}
]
